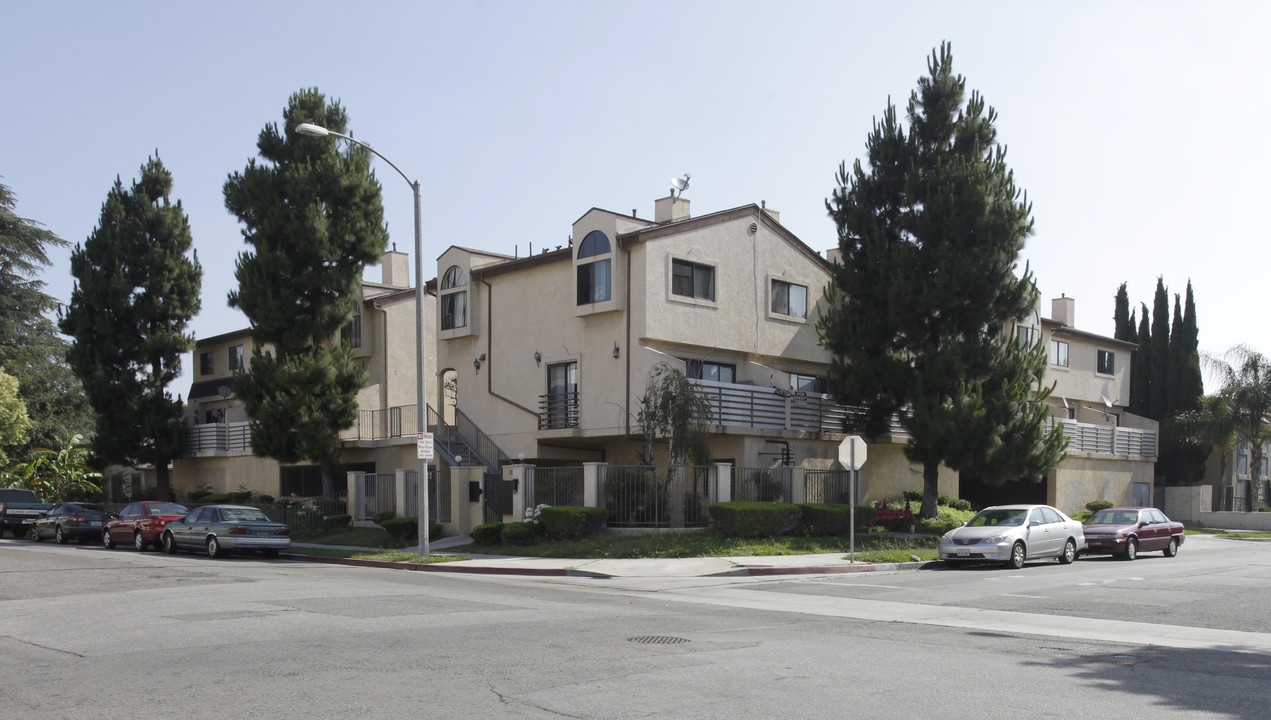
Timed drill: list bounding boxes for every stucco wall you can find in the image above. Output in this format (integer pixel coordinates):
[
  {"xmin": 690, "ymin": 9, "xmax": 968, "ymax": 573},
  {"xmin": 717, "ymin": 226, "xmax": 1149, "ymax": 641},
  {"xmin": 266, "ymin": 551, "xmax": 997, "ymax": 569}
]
[
  {"xmin": 171, "ymin": 455, "xmax": 281, "ymax": 499},
  {"xmin": 857, "ymin": 442, "xmax": 958, "ymax": 503},
  {"xmin": 1051, "ymin": 455, "xmax": 1155, "ymax": 516}
]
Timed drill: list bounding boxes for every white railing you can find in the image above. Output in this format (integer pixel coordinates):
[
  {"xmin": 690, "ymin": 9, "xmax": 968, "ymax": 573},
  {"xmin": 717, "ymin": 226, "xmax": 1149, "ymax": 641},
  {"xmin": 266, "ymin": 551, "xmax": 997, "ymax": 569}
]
[{"xmin": 183, "ymin": 421, "xmax": 252, "ymax": 454}]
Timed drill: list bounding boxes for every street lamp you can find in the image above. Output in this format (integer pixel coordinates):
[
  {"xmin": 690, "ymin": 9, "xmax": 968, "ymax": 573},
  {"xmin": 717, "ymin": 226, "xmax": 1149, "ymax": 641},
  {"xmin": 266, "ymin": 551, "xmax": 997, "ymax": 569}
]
[{"xmin": 295, "ymin": 122, "xmax": 431, "ymax": 558}]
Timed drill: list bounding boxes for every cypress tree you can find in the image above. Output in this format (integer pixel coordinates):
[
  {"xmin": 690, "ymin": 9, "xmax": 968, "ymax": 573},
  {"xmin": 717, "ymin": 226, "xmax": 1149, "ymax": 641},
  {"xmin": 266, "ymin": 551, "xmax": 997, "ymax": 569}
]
[
  {"xmin": 1149, "ymin": 278, "xmax": 1171, "ymax": 420},
  {"xmin": 60, "ymin": 156, "xmax": 203, "ymax": 500},
  {"xmin": 1166, "ymin": 294, "xmax": 1185, "ymax": 418},
  {"xmin": 223, "ymin": 88, "xmax": 388, "ymax": 499},
  {"xmin": 1114, "ymin": 282, "xmax": 1135, "ymax": 342},
  {"xmin": 1179, "ymin": 281, "xmax": 1202, "ymax": 411},
  {"xmin": 1130, "ymin": 305, "xmax": 1152, "ymax": 418},
  {"xmin": 818, "ymin": 43, "xmax": 1065, "ymax": 518}
]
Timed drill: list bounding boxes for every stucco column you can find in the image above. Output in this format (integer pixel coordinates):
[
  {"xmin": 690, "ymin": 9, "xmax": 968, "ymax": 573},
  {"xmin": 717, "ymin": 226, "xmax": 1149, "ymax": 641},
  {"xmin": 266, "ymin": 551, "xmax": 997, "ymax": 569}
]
[
  {"xmin": 583, "ymin": 462, "xmax": 605, "ymax": 508},
  {"xmin": 394, "ymin": 468, "xmax": 408, "ymax": 519},
  {"xmin": 504, "ymin": 463, "xmax": 531, "ymax": 521},
  {"xmin": 346, "ymin": 471, "xmax": 359, "ymax": 518},
  {"xmin": 714, "ymin": 463, "xmax": 732, "ymax": 503},
  {"xmin": 790, "ymin": 467, "xmax": 806, "ymax": 505}
]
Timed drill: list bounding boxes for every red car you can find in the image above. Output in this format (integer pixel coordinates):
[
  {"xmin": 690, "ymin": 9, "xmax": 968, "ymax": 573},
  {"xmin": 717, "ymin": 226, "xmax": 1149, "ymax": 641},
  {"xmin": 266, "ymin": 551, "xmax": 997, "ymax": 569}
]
[
  {"xmin": 1082, "ymin": 507, "xmax": 1185, "ymax": 560},
  {"xmin": 103, "ymin": 501, "xmax": 189, "ymax": 552}
]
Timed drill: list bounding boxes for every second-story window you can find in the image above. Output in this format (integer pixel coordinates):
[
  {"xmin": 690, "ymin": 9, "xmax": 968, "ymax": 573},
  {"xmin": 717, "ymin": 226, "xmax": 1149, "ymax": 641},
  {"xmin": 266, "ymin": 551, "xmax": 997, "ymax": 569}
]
[
  {"xmin": 1097, "ymin": 349, "xmax": 1115, "ymax": 375},
  {"xmin": 441, "ymin": 265, "xmax": 468, "ymax": 330},
  {"xmin": 790, "ymin": 373, "xmax": 827, "ymax": 393},
  {"xmin": 771, "ymin": 279, "xmax": 807, "ymax": 318},
  {"xmin": 340, "ymin": 301, "xmax": 362, "ymax": 348},
  {"xmin": 200, "ymin": 351, "xmax": 213, "ymax": 375},
  {"xmin": 576, "ymin": 231, "xmax": 611, "ymax": 305},
  {"xmin": 672, "ymin": 259, "xmax": 714, "ymax": 301},
  {"xmin": 228, "ymin": 344, "xmax": 244, "ymax": 371},
  {"xmin": 684, "ymin": 359, "xmax": 735, "ymax": 383},
  {"xmin": 1049, "ymin": 340, "xmax": 1068, "ymax": 367}
]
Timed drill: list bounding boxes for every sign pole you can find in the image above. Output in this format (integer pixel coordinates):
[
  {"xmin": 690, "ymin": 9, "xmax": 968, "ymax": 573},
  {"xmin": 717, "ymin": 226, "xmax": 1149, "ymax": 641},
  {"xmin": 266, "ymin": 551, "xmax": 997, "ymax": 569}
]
[{"xmin": 849, "ymin": 443, "xmax": 855, "ymax": 563}]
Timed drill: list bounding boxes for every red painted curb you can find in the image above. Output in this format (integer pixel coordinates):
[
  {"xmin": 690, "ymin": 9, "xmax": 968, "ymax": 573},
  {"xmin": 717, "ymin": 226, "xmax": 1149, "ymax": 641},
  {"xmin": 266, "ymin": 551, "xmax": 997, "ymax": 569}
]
[{"xmin": 746, "ymin": 564, "xmax": 878, "ymax": 576}]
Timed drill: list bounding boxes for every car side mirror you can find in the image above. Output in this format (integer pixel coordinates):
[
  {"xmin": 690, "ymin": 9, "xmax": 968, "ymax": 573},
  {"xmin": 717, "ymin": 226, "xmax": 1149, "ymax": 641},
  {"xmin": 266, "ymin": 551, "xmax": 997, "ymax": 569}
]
[{"xmin": 1029, "ymin": 520, "xmax": 1040, "ymax": 527}]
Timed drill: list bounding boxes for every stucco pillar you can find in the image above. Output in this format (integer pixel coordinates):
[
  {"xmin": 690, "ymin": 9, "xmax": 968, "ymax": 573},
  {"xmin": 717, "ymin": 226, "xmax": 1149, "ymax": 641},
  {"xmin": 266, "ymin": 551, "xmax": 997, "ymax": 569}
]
[
  {"xmin": 504, "ymin": 463, "xmax": 531, "ymax": 521},
  {"xmin": 394, "ymin": 468, "xmax": 408, "ymax": 519},
  {"xmin": 790, "ymin": 467, "xmax": 806, "ymax": 505},
  {"xmin": 583, "ymin": 462, "xmax": 605, "ymax": 508},
  {"xmin": 346, "ymin": 471, "xmax": 359, "ymax": 518},
  {"xmin": 714, "ymin": 463, "xmax": 732, "ymax": 503}
]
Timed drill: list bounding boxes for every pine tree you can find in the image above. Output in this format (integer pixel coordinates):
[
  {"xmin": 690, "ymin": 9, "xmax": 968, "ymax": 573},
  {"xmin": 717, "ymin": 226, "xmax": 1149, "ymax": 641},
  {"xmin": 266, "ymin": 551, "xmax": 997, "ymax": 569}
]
[
  {"xmin": 60, "ymin": 156, "xmax": 202, "ymax": 501},
  {"xmin": 0, "ymin": 181, "xmax": 93, "ymax": 452},
  {"xmin": 817, "ymin": 43, "xmax": 1066, "ymax": 518},
  {"xmin": 1149, "ymin": 278, "xmax": 1171, "ymax": 420},
  {"xmin": 223, "ymin": 88, "xmax": 388, "ymax": 498}
]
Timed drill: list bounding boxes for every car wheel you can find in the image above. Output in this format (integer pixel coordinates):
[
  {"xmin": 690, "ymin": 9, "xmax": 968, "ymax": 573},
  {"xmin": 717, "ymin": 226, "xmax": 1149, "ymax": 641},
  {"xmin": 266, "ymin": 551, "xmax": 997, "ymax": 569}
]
[
  {"xmin": 1123, "ymin": 537, "xmax": 1138, "ymax": 561},
  {"xmin": 1008, "ymin": 542, "xmax": 1026, "ymax": 569},
  {"xmin": 261, "ymin": 549, "xmax": 279, "ymax": 559},
  {"xmin": 134, "ymin": 532, "xmax": 149, "ymax": 552},
  {"xmin": 162, "ymin": 531, "xmax": 178, "ymax": 555},
  {"xmin": 1059, "ymin": 538, "xmax": 1076, "ymax": 565},
  {"xmin": 1163, "ymin": 536, "xmax": 1179, "ymax": 557},
  {"xmin": 31, "ymin": 526, "xmax": 44, "ymax": 542},
  {"xmin": 102, "ymin": 529, "xmax": 116, "ymax": 549},
  {"xmin": 206, "ymin": 536, "xmax": 223, "ymax": 558},
  {"xmin": 56, "ymin": 525, "xmax": 69, "ymax": 544}
]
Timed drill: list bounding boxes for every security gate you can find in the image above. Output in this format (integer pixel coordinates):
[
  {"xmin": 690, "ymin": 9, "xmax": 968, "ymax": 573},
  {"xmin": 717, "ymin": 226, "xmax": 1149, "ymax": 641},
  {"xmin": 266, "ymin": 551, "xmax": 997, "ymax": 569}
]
[{"xmin": 483, "ymin": 471, "xmax": 513, "ymax": 523}]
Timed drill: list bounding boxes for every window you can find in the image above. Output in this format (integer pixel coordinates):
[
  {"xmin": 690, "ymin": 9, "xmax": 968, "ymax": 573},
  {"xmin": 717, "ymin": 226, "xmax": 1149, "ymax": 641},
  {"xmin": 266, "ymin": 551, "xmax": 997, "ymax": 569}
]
[
  {"xmin": 1017, "ymin": 325, "xmax": 1041, "ymax": 347},
  {"xmin": 341, "ymin": 302, "xmax": 362, "ymax": 348},
  {"xmin": 771, "ymin": 280, "xmax": 807, "ymax": 318},
  {"xmin": 791, "ymin": 374, "xmax": 828, "ymax": 394},
  {"xmin": 575, "ymin": 231, "xmax": 611, "ymax": 305},
  {"xmin": 440, "ymin": 265, "xmax": 468, "ymax": 330},
  {"xmin": 672, "ymin": 259, "xmax": 714, "ymax": 301},
  {"xmin": 200, "ymin": 351, "xmax": 213, "ymax": 375},
  {"xmin": 228, "ymin": 345, "xmax": 244, "ymax": 371},
  {"xmin": 1049, "ymin": 340, "xmax": 1068, "ymax": 367},
  {"xmin": 1097, "ymin": 349, "xmax": 1115, "ymax": 375},
  {"xmin": 684, "ymin": 359, "xmax": 735, "ymax": 384},
  {"xmin": 544, "ymin": 362, "xmax": 579, "ymax": 429}
]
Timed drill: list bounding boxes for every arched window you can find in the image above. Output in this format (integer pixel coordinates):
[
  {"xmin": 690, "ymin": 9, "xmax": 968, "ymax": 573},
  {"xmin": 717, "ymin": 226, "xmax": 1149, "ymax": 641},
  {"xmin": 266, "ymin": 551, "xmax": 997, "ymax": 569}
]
[
  {"xmin": 441, "ymin": 265, "xmax": 467, "ymax": 330},
  {"xmin": 576, "ymin": 230, "xmax": 611, "ymax": 305}
]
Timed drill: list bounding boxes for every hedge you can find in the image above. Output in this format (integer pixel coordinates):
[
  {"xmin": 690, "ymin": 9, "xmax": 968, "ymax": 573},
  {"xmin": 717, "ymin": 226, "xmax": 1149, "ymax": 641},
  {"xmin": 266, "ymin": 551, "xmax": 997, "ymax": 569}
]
[
  {"xmin": 539, "ymin": 506, "xmax": 606, "ymax": 541},
  {"xmin": 709, "ymin": 502, "xmax": 801, "ymax": 538}
]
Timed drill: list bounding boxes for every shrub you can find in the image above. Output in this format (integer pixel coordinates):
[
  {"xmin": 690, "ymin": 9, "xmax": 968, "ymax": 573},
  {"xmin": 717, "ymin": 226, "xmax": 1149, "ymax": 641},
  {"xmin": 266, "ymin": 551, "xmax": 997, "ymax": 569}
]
[
  {"xmin": 709, "ymin": 502, "xmax": 801, "ymax": 538},
  {"xmin": 947, "ymin": 498, "xmax": 972, "ymax": 512},
  {"xmin": 501, "ymin": 521, "xmax": 542, "ymax": 546},
  {"xmin": 539, "ymin": 506, "xmax": 606, "ymax": 541},
  {"xmin": 259, "ymin": 495, "xmax": 275, "ymax": 504},
  {"xmin": 1258, "ymin": 507, "xmax": 1271, "ymax": 513},
  {"xmin": 200, "ymin": 492, "xmax": 232, "ymax": 503},
  {"xmin": 323, "ymin": 514, "xmax": 352, "ymax": 532},
  {"xmin": 187, "ymin": 489, "xmax": 212, "ymax": 503},
  {"xmin": 938, "ymin": 493, "xmax": 951, "ymax": 506},
  {"xmin": 231, "ymin": 491, "xmax": 252, "ymax": 503},
  {"xmin": 797, "ymin": 503, "xmax": 875, "ymax": 535},
  {"xmin": 373, "ymin": 509, "xmax": 396, "ymax": 525},
  {"xmin": 381, "ymin": 517, "xmax": 417, "ymax": 540},
  {"xmin": 903, "ymin": 490, "xmax": 923, "ymax": 503},
  {"xmin": 1086, "ymin": 500, "xmax": 1114, "ymax": 513},
  {"xmin": 471, "ymin": 522, "xmax": 504, "ymax": 545}
]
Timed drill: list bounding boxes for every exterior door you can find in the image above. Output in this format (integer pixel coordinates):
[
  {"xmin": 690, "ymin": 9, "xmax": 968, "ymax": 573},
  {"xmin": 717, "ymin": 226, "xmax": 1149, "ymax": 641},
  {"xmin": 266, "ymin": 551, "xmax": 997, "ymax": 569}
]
[{"xmin": 545, "ymin": 362, "xmax": 578, "ymax": 429}]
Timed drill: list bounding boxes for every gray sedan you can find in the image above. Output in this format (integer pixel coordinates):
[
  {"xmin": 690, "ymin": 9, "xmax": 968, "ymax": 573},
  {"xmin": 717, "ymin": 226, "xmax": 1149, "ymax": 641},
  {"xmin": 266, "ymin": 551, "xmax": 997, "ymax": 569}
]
[
  {"xmin": 939, "ymin": 504, "xmax": 1086, "ymax": 569},
  {"xmin": 161, "ymin": 505, "xmax": 291, "ymax": 558}
]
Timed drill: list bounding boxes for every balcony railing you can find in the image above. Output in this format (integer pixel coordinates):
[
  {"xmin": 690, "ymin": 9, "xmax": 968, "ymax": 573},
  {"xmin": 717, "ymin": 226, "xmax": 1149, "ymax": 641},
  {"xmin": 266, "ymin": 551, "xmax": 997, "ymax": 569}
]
[
  {"xmin": 538, "ymin": 391, "xmax": 580, "ymax": 430},
  {"xmin": 183, "ymin": 421, "xmax": 252, "ymax": 454}
]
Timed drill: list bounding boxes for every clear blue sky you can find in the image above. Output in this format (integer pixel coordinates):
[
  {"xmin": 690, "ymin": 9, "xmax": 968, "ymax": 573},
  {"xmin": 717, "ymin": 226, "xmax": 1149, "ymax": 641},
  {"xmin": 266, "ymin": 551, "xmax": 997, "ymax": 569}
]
[{"xmin": 5, "ymin": 1, "xmax": 1266, "ymax": 394}]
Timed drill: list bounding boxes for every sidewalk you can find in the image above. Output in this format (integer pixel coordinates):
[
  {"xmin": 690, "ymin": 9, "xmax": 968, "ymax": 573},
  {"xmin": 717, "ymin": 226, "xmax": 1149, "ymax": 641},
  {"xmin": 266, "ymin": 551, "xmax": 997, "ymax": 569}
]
[{"xmin": 288, "ymin": 535, "xmax": 932, "ymax": 578}]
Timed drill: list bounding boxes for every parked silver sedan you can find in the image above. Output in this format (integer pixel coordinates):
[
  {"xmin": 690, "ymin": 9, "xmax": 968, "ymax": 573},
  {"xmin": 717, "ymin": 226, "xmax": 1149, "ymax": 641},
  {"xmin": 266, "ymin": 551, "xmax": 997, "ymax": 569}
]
[
  {"xmin": 160, "ymin": 505, "xmax": 290, "ymax": 558},
  {"xmin": 939, "ymin": 504, "xmax": 1086, "ymax": 569}
]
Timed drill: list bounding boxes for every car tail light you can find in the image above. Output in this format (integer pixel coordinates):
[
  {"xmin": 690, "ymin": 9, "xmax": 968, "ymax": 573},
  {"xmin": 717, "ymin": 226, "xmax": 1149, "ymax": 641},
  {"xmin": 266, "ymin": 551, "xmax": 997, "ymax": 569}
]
[
  {"xmin": 275, "ymin": 529, "xmax": 290, "ymax": 536},
  {"xmin": 69, "ymin": 515, "xmax": 84, "ymax": 522},
  {"xmin": 228, "ymin": 527, "xmax": 251, "ymax": 535}
]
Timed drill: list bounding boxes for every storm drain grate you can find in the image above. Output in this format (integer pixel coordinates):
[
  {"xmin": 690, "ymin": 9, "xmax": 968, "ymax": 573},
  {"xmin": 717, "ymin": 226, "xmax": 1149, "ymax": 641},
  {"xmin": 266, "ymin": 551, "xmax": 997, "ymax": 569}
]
[{"xmin": 628, "ymin": 636, "xmax": 689, "ymax": 645}]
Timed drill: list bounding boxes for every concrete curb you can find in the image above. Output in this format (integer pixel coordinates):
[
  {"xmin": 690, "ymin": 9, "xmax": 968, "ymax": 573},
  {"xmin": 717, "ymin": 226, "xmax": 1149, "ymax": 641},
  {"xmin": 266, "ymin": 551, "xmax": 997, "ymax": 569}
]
[{"xmin": 289, "ymin": 554, "xmax": 572, "ymax": 576}]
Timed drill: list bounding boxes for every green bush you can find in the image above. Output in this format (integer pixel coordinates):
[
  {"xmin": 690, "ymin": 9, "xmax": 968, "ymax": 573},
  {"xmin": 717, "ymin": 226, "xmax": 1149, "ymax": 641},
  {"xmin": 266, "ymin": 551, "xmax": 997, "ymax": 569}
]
[
  {"xmin": 709, "ymin": 502, "xmax": 801, "ymax": 538},
  {"xmin": 471, "ymin": 522, "xmax": 504, "ymax": 545},
  {"xmin": 915, "ymin": 505, "xmax": 975, "ymax": 536},
  {"xmin": 187, "ymin": 489, "xmax": 212, "ymax": 503},
  {"xmin": 797, "ymin": 503, "xmax": 875, "ymax": 535},
  {"xmin": 259, "ymin": 495, "xmax": 275, "ymax": 504},
  {"xmin": 373, "ymin": 509, "xmax": 396, "ymax": 525},
  {"xmin": 381, "ymin": 517, "xmax": 416, "ymax": 540},
  {"xmin": 1258, "ymin": 507, "xmax": 1271, "ymax": 513},
  {"xmin": 539, "ymin": 506, "xmax": 606, "ymax": 541},
  {"xmin": 323, "ymin": 514, "xmax": 352, "ymax": 532},
  {"xmin": 947, "ymin": 498, "xmax": 972, "ymax": 512},
  {"xmin": 903, "ymin": 490, "xmax": 923, "ymax": 503},
  {"xmin": 1086, "ymin": 500, "xmax": 1114, "ymax": 513},
  {"xmin": 501, "ymin": 521, "xmax": 542, "ymax": 546}
]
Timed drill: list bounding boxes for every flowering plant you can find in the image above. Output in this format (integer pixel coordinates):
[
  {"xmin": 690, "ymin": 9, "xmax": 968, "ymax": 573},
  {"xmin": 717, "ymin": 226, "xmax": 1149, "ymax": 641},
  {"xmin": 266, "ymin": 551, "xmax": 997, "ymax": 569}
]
[
  {"xmin": 872, "ymin": 500, "xmax": 916, "ymax": 528},
  {"xmin": 524, "ymin": 503, "xmax": 551, "ymax": 524}
]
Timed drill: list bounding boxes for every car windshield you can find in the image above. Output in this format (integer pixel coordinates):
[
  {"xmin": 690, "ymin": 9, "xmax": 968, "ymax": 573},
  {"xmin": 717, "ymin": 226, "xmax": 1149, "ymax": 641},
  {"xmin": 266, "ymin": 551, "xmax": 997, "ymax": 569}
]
[
  {"xmin": 967, "ymin": 509, "xmax": 1027, "ymax": 527},
  {"xmin": 147, "ymin": 503, "xmax": 189, "ymax": 515},
  {"xmin": 75, "ymin": 504, "xmax": 106, "ymax": 512},
  {"xmin": 1088, "ymin": 509, "xmax": 1140, "ymax": 525},
  {"xmin": 220, "ymin": 508, "xmax": 270, "ymax": 522}
]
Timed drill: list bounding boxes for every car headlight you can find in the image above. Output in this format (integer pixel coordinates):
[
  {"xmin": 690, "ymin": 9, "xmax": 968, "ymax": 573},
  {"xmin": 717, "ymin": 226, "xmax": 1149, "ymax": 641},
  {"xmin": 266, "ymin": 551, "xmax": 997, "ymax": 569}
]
[
  {"xmin": 941, "ymin": 532, "xmax": 955, "ymax": 543},
  {"xmin": 980, "ymin": 534, "xmax": 1008, "ymax": 545}
]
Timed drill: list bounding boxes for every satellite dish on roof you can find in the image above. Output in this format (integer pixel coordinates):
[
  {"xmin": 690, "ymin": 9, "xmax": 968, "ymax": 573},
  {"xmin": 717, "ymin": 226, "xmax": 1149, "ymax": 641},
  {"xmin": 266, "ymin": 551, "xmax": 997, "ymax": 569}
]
[
  {"xmin": 218, "ymin": 386, "xmax": 232, "ymax": 399},
  {"xmin": 670, "ymin": 173, "xmax": 691, "ymax": 199}
]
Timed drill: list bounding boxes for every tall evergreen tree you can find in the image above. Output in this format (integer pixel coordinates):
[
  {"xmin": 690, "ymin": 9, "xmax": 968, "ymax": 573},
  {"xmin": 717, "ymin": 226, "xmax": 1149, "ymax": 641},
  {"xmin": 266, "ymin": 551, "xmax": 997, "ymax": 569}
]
[
  {"xmin": 1113, "ymin": 282, "xmax": 1135, "ymax": 342},
  {"xmin": 1149, "ymin": 277, "xmax": 1171, "ymax": 419},
  {"xmin": 224, "ymin": 88, "xmax": 388, "ymax": 498},
  {"xmin": 817, "ymin": 43, "xmax": 1066, "ymax": 518},
  {"xmin": 1130, "ymin": 305, "xmax": 1152, "ymax": 417},
  {"xmin": 1179, "ymin": 281, "xmax": 1202, "ymax": 409},
  {"xmin": 60, "ymin": 156, "xmax": 202, "ymax": 501},
  {"xmin": 1166, "ymin": 294, "xmax": 1185, "ymax": 417},
  {"xmin": 0, "ymin": 181, "xmax": 93, "ymax": 451}
]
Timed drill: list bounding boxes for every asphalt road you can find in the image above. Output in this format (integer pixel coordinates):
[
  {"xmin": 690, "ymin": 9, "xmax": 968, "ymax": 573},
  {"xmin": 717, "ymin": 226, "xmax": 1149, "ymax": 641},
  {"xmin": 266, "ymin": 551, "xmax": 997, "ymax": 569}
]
[{"xmin": 1, "ymin": 534, "xmax": 1268, "ymax": 719}]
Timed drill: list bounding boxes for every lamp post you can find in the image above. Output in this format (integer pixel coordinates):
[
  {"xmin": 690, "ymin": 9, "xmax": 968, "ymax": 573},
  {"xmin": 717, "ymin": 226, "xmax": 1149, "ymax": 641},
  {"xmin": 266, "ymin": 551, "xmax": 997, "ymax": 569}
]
[{"xmin": 295, "ymin": 122, "xmax": 431, "ymax": 558}]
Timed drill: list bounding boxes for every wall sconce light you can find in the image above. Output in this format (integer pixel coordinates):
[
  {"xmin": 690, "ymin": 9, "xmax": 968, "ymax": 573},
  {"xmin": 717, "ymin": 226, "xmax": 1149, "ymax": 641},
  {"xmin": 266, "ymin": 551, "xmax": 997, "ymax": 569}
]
[
  {"xmin": 474, "ymin": 353, "xmax": 486, "ymax": 372},
  {"xmin": 534, "ymin": 351, "xmax": 541, "ymax": 366},
  {"xmin": 612, "ymin": 342, "xmax": 620, "ymax": 359}
]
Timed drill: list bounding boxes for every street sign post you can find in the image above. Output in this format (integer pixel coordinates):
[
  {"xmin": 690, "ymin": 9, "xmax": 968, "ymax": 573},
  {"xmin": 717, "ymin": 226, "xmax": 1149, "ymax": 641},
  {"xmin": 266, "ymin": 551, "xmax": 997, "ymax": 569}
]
[{"xmin": 838, "ymin": 435, "xmax": 867, "ymax": 562}]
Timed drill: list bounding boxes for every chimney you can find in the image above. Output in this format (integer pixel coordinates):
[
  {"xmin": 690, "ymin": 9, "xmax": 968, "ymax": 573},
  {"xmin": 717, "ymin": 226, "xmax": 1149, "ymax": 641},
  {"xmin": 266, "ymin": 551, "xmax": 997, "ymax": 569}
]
[
  {"xmin": 381, "ymin": 246, "xmax": 411, "ymax": 289},
  {"xmin": 1051, "ymin": 295, "xmax": 1075, "ymax": 327},
  {"xmin": 761, "ymin": 200, "xmax": 780, "ymax": 223},
  {"xmin": 654, "ymin": 195, "xmax": 691, "ymax": 223},
  {"xmin": 825, "ymin": 247, "xmax": 842, "ymax": 265}
]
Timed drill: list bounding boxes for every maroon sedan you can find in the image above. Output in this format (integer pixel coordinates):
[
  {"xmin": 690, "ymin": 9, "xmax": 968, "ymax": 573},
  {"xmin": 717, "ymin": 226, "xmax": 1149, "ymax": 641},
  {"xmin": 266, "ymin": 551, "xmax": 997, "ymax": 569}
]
[
  {"xmin": 103, "ymin": 501, "xmax": 189, "ymax": 552},
  {"xmin": 1082, "ymin": 507, "xmax": 1185, "ymax": 560}
]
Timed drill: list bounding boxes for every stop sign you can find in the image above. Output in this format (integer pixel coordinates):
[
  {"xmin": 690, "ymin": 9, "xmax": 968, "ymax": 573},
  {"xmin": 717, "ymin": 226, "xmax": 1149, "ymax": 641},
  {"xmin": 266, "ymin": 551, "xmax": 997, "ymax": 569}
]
[{"xmin": 838, "ymin": 435, "xmax": 867, "ymax": 471}]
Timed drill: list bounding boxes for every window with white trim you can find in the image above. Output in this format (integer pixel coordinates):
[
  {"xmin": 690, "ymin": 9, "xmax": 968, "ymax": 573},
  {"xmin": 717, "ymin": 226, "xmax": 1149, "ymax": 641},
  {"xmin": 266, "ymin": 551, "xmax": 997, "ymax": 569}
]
[
  {"xmin": 440, "ymin": 265, "xmax": 467, "ymax": 331},
  {"xmin": 672, "ymin": 259, "xmax": 714, "ymax": 301},
  {"xmin": 771, "ymin": 279, "xmax": 807, "ymax": 318},
  {"xmin": 576, "ymin": 231, "xmax": 612, "ymax": 305},
  {"xmin": 1097, "ymin": 349, "xmax": 1115, "ymax": 375},
  {"xmin": 1049, "ymin": 340, "xmax": 1068, "ymax": 367}
]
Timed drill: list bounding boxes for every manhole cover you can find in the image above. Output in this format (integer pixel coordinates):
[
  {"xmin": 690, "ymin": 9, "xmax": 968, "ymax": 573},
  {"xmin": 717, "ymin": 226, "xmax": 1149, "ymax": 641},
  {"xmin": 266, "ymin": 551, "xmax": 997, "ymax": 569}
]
[{"xmin": 628, "ymin": 636, "xmax": 689, "ymax": 645}]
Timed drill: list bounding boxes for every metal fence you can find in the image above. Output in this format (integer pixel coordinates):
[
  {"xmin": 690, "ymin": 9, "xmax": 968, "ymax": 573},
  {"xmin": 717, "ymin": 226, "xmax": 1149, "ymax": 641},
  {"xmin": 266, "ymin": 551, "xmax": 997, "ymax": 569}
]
[
  {"xmin": 600, "ymin": 465, "xmax": 714, "ymax": 528},
  {"xmin": 351, "ymin": 473, "xmax": 398, "ymax": 520},
  {"xmin": 732, "ymin": 467, "xmax": 793, "ymax": 502},
  {"xmin": 803, "ymin": 470, "xmax": 854, "ymax": 505},
  {"xmin": 528, "ymin": 467, "xmax": 585, "ymax": 507}
]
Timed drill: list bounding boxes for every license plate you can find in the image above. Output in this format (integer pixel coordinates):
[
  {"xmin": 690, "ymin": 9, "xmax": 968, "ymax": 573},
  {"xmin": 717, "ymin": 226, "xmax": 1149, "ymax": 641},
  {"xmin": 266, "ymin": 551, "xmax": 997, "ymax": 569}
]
[
  {"xmin": 257, "ymin": 532, "xmax": 268, "ymax": 538},
  {"xmin": 89, "ymin": 521, "xmax": 100, "ymax": 527},
  {"xmin": 957, "ymin": 549, "xmax": 969, "ymax": 557}
]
